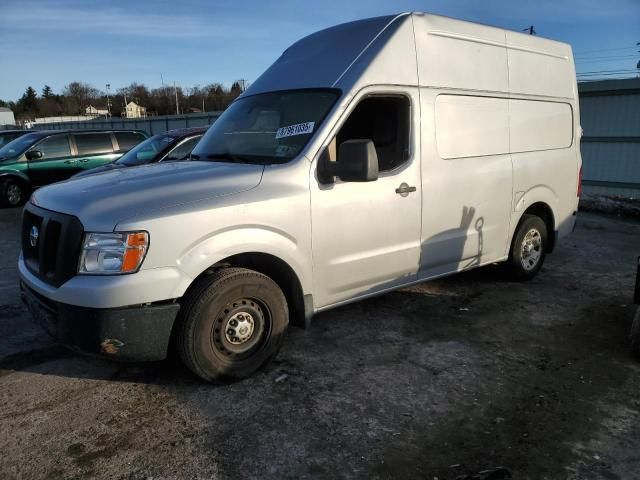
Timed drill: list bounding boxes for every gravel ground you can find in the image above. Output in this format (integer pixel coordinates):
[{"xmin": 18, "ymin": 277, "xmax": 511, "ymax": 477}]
[
  {"xmin": 1, "ymin": 206, "xmax": 639, "ymax": 480},
  {"xmin": 579, "ymin": 194, "xmax": 640, "ymax": 218}
]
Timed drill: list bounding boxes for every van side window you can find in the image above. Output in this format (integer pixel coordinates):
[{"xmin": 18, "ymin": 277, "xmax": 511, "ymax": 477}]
[
  {"xmin": 75, "ymin": 133, "xmax": 113, "ymax": 156},
  {"xmin": 32, "ymin": 135, "xmax": 71, "ymax": 159},
  {"xmin": 337, "ymin": 96, "xmax": 410, "ymax": 172}
]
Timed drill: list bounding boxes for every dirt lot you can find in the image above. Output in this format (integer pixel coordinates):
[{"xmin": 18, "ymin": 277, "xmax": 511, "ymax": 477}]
[{"xmin": 1, "ymin": 206, "xmax": 639, "ymax": 480}]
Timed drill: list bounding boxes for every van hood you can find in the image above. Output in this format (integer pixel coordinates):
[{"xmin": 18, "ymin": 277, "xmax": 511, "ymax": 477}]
[{"xmin": 31, "ymin": 161, "xmax": 264, "ymax": 230}]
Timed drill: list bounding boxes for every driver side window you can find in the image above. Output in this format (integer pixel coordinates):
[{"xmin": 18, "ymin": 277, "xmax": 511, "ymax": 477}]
[
  {"xmin": 335, "ymin": 96, "xmax": 410, "ymax": 171},
  {"xmin": 30, "ymin": 135, "xmax": 71, "ymax": 160}
]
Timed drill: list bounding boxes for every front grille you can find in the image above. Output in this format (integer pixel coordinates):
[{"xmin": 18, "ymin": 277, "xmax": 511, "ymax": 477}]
[{"xmin": 22, "ymin": 203, "xmax": 84, "ymax": 287}]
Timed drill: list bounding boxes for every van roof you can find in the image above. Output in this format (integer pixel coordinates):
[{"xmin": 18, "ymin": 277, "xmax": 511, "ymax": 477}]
[{"xmin": 245, "ymin": 12, "xmax": 575, "ymax": 100}]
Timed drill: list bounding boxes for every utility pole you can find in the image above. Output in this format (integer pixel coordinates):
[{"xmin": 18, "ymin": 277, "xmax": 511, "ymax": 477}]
[
  {"xmin": 523, "ymin": 25, "xmax": 536, "ymax": 35},
  {"xmin": 174, "ymin": 81, "xmax": 179, "ymax": 115},
  {"xmin": 105, "ymin": 83, "xmax": 111, "ymax": 118}
]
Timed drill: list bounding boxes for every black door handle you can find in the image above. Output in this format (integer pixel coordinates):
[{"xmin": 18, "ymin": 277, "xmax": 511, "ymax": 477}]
[
  {"xmin": 63, "ymin": 160, "xmax": 73, "ymax": 164},
  {"xmin": 395, "ymin": 183, "xmax": 417, "ymax": 196},
  {"xmin": 78, "ymin": 159, "xmax": 89, "ymax": 163}
]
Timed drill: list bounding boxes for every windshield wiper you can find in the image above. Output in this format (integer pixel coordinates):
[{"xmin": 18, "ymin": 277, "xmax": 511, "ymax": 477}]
[{"xmin": 205, "ymin": 153, "xmax": 250, "ymax": 164}]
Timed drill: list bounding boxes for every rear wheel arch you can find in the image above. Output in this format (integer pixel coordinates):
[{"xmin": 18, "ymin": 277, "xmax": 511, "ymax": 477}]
[{"xmin": 516, "ymin": 202, "xmax": 556, "ymax": 253}]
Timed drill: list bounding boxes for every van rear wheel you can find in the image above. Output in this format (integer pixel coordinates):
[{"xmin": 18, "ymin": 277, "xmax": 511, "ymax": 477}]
[
  {"xmin": 176, "ymin": 267, "xmax": 288, "ymax": 383},
  {"xmin": 0, "ymin": 178, "xmax": 27, "ymax": 207},
  {"xmin": 505, "ymin": 214, "xmax": 548, "ymax": 281}
]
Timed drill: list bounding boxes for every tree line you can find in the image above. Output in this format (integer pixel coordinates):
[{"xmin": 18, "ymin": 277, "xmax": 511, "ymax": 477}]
[{"xmin": 0, "ymin": 81, "xmax": 247, "ymax": 121}]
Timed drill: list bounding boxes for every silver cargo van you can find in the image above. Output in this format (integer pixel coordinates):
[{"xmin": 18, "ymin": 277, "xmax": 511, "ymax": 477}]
[{"xmin": 19, "ymin": 13, "xmax": 582, "ymax": 382}]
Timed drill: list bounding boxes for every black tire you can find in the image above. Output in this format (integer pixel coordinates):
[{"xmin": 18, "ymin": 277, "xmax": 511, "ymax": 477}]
[
  {"xmin": 176, "ymin": 267, "xmax": 288, "ymax": 382},
  {"xmin": 0, "ymin": 177, "xmax": 27, "ymax": 207},
  {"xmin": 505, "ymin": 214, "xmax": 548, "ymax": 281},
  {"xmin": 631, "ymin": 309, "xmax": 640, "ymax": 358}
]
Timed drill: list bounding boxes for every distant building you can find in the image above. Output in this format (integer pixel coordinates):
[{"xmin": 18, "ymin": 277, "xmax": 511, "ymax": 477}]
[
  {"xmin": 85, "ymin": 105, "xmax": 108, "ymax": 116},
  {"xmin": 579, "ymin": 78, "xmax": 640, "ymax": 198},
  {"xmin": 34, "ymin": 115, "xmax": 101, "ymax": 125},
  {"xmin": 122, "ymin": 101, "xmax": 146, "ymax": 119},
  {"xmin": 0, "ymin": 107, "xmax": 16, "ymax": 126}
]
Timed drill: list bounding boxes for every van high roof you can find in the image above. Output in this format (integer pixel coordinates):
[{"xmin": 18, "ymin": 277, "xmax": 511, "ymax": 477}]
[{"xmin": 245, "ymin": 12, "xmax": 576, "ymax": 100}]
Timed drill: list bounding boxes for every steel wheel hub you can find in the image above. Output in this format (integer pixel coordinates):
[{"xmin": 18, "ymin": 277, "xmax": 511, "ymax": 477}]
[
  {"xmin": 211, "ymin": 298, "xmax": 267, "ymax": 357},
  {"xmin": 7, "ymin": 184, "xmax": 21, "ymax": 205},
  {"xmin": 520, "ymin": 228, "xmax": 542, "ymax": 271},
  {"xmin": 224, "ymin": 312, "xmax": 255, "ymax": 345}
]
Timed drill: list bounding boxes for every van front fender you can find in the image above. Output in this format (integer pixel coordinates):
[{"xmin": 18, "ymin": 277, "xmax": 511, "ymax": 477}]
[{"xmin": 175, "ymin": 226, "xmax": 311, "ymax": 296}]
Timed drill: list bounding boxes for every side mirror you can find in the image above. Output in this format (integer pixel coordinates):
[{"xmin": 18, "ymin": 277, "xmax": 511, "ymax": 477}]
[
  {"xmin": 26, "ymin": 150, "xmax": 43, "ymax": 161},
  {"xmin": 318, "ymin": 139, "xmax": 379, "ymax": 184}
]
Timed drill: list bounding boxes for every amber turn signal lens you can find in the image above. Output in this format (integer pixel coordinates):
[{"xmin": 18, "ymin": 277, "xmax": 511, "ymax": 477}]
[
  {"xmin": 122, "ymin": 232, "xmax": 149, "ymax": 273},
  {"xmin": 127, "ymin": 232, "xmax": 149, "ymax": 248}
]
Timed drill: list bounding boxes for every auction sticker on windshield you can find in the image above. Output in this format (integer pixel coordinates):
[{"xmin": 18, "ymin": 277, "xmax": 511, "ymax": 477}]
[{"xmin": 275, "ymin": 122, "xmax": 315, "ymax": 139}]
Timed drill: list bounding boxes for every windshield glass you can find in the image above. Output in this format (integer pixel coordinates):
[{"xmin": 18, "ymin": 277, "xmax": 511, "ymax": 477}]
[
  {"xmin": 191, "ymin": 89, "xmax": 340, "ymax": 165},
  {"xmin": 0, "ymin": 133, "xmax": 42, "ymax": 160},
  {"xmin": 116, "ymin": 133, "xmax": 177, "ymax": 166}
]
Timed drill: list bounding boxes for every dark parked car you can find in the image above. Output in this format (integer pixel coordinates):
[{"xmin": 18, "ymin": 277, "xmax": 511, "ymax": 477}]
[
  {"xmin": 72, "ymin": 127, "xmax": 208, "ymax": 178},
  {"xmin": 0, "ymin": 129, "xmax": 147, "ymax": 206},
  {"xmin": 0, "ymin": 129, "xmax": 33, "ymax": 148}
]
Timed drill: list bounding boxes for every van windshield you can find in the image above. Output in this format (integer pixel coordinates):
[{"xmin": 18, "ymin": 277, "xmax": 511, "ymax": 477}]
[
  {"xmin": 0, "ymin": 133, "xmax": 42, "ymax": 161},
  {"xmin": 191, "ymin": 89, "xmax": 340, "ymax": 165}
]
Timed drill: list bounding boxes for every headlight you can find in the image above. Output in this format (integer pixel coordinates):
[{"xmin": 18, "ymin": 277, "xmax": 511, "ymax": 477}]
[{"xmin": 78, "ymin": 232, "xmax": 149, "ymax": 275}]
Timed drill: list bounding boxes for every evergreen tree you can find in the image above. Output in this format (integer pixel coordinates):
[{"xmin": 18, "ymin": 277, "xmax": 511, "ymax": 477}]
[{"xmin": 17, "ymin": 86, "xmax": 38, "ymax": 115}]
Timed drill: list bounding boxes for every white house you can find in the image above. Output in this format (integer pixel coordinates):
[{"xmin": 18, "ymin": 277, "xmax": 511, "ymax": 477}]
[
  {"xmin": 122, "ymin": 101, "xmax": 147, "ymax": 119},
  {"xmin": 85, "ymin": 105, "xmax": 108, "ymax": 116}
]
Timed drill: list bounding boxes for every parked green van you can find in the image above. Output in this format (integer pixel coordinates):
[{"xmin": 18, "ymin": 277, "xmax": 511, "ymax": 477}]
[{"xmin": 0, "ymin": 129, "xmax": 147, "ymax": 206}]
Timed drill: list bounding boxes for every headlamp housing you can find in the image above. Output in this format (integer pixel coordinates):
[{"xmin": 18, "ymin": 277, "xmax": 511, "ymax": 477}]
[{"xmin": 78, "ymin": 231, "xmax": 149, "ymax": 275}]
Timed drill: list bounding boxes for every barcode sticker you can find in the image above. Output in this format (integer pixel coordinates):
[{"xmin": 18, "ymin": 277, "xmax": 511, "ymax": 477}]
[{"xmin": 275, "ymin": 122, "xmax": 315, "ymax": 139}]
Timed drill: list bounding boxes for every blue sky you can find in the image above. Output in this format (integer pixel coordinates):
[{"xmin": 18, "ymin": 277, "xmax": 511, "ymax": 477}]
[{"xmin": 0, "ymin": 0, "xmax": 638, "ymax": 101}]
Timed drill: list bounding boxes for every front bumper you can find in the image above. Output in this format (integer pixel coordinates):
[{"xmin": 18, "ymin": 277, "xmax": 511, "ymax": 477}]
[{"xmin": 21, "ymin": 281, "xmax": 179, "ymax": 361}]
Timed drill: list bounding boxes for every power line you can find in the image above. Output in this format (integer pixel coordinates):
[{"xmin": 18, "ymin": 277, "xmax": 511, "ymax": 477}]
[
  {"xmin": 574, "ymin": 46, "xmax": 639, "ymax": 56},
  {"xmin": 575, "ymin": 54, "xmax": 640, "ymax": 63},
  {"xmin": 576, "ymin": 68, "xmax": 638, "ymax": 75},
  {"xmin": 578, "ymin": 77, "xmax": 636, "ymax": 82},
  {"xmin": 576, "ymin": 72, "xmax": 638, "ymax": 78}
]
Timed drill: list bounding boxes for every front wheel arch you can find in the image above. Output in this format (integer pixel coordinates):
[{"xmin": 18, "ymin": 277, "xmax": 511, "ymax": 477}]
[{"xmin": 191, "ymin": 252, "xmax": 308, "ymax": 328}]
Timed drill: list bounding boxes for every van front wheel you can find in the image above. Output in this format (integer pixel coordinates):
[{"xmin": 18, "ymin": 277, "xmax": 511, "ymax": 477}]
[
  {"xmin": 505, "ymin": 214, "xmax": 548, "ymax": 281},
  {"xmin": 176, "ymin": 268, "xmax": 289, "ymax": 383}
]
